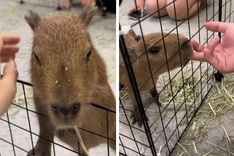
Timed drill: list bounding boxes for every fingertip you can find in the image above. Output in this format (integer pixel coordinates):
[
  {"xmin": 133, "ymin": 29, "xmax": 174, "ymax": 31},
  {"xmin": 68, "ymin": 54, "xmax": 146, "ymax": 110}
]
[
  {"xmin": 207, "ymin": 36, "xmax": 220, "ymax": 49},
  {"xmin": 213, "ymin": 36, "xmax": 220, "ymax": 44},
  {"xmin": 191, "ymin": 39, "xmax": 204, "ymax": 52},
  {"xmin": 205, "ymin": 21, "xmax": 216, "ymax": 27},
  {"xmin": 190, "ymin": 39, "xmax": 198, "ymax": 46},
  {"xmin": 1, "ymin": 34, "xmax": 20, "ymax": 44},
  {"xmin": 205, "ymin": 21, "xmax": 218, "ymax": 29},
  {"xmin": 13, "ymin": 35, "xmax": 20, "ymax": 43},
  {"xmin": 3, "ymin": 59, "xmax": 18, "ymax": 81},
  {"xmin": 205, "ymin": 21, "xmax": 231, "ymax": 33}
]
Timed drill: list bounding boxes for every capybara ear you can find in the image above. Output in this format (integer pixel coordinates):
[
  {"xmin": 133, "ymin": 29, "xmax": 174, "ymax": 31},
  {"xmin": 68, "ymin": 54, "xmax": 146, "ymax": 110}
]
[
  {"xmin": 25, "ymin": 10, "xmax": 40, "ymax": 30},
  {"xmin": 80, "ymin": 6, "xmax": 97, "ymax": 25}
]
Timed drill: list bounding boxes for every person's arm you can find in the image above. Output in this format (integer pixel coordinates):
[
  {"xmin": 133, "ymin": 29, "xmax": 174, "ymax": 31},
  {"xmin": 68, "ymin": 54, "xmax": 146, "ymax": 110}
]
[{"xmin": 192, "ymin": 22, "xmax": 234, "ymax": 73}]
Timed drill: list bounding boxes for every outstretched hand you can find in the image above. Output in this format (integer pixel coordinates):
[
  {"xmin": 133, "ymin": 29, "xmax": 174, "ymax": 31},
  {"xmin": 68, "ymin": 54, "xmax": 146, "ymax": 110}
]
[
  {"xmin": 192, "ymin": 22, "xmax": 234, "ymax": 73},
  {"xmin": 0, "ymin": 34, "xmax": 20, "ymax": 116}
]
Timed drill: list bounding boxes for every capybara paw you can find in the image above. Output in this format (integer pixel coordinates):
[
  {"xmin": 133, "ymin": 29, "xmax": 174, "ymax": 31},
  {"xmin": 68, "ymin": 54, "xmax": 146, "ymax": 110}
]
[
  {"xmin": 150, "ymin": 89, "xmax": 161, "ymax": 107},
  {"xmin": 130, "ymin": 108, "xmax": 148, "ymax": 127}
]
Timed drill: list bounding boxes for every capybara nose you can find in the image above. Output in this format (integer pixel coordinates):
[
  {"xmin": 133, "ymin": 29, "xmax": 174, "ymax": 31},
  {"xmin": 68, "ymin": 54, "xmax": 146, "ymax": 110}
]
[
  {"xmin": 60, "ymin": 108, "xmax": 69, "ymax": 116},
  {"xmin": 180, "ymin": 38, "xmax": 191, "ymax": 48},
  {"xmin": 51, "ymin": 103, "xmax": 80, "ymax": 116}
]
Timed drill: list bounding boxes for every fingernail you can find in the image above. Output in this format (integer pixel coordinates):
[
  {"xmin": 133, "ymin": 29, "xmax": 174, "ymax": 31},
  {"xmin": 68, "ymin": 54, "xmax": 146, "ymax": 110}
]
[{"xmin": 6, "ymin": 59, "xmax": 16, "ymax": 69}]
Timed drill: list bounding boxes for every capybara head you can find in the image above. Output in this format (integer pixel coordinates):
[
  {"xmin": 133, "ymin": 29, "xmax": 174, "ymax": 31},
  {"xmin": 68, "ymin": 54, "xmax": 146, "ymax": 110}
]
[
  {"xmin": 25, "ymin": 7, "xmax": 99, "ymax": 127},
  {"xmin": 134, "ymin": 32, "xmax": 193, "ymax": 75},
  {"xmin": 120, "ymin": 30, "xmax": 193, "ymax": 91}
]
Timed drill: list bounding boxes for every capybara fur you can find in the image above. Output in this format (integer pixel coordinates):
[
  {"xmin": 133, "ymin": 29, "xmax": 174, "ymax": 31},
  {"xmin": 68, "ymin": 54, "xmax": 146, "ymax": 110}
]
[
  {"xmin": 120, "ymin": 29, "xmax": 193, "ymax": 126},
  {"xmin": 26, "ymin": 6, "xmax": 116, "ymax": 156}
]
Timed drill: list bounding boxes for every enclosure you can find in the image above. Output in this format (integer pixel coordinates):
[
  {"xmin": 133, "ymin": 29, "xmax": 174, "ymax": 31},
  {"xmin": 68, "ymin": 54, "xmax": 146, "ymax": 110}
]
[
  {"xmin": 0, "ymin": 0, "xmax": 116, "ymax": 156},
  {"xmin": 119, "ymin": 0, "xmax": 234, "ymax": 155}
]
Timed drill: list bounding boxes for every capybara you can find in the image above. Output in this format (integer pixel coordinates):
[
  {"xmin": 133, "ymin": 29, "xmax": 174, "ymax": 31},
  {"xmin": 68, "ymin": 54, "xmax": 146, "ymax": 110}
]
[
  {"xmin": 26, "ymin": 6, "xmax": 116, "ymax": 156},
  {"xmin": 120, "ymin": 29, "xmax": 193, "ymax": 126}
]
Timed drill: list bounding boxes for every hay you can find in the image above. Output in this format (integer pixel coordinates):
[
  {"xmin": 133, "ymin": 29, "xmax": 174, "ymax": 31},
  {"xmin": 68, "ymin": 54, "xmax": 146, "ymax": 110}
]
[
  {"xmin": 177, "ymin": 73, "xmax": 234, "ymax": 155},
  {"xmin": 190, "ymin": 76, "xmax": 234, "ymax": 141},
  {"xmin": 159, "ymin": 73, "xmax": 201, "ymax": 110}
]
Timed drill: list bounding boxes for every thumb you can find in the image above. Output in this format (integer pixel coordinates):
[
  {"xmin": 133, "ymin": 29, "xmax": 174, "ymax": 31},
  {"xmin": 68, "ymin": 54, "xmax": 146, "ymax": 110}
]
[{"xmin": 2, "ymin": 59, "xmax": 18, "ymax": 82}]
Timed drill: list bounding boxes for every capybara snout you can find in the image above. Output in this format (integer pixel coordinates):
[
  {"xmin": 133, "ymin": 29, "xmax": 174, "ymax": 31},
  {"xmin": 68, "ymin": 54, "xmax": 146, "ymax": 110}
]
[{"xmin": 51, "ymin": 103, "xmax": 80, "ymax": 120}]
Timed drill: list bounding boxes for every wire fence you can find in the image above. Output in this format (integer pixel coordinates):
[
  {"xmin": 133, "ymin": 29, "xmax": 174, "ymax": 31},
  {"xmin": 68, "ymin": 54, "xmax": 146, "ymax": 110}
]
[
  {"xmin": 119, "ymin": 0, "xmax": 234, "ymax": 155},
  {"xmin": 0, "ymin": 80, "xmax": 116, "ymax": 156}
]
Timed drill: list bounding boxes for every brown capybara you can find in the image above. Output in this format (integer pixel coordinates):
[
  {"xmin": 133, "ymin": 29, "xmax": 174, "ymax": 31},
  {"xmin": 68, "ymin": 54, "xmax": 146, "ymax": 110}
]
[
  {"xmin": 25, "ymin": 6, "xmax": 116, "ymax": 156},
  {"xmin": 120, "ymin": 29, "xmax": 193, "ymax": 126}
]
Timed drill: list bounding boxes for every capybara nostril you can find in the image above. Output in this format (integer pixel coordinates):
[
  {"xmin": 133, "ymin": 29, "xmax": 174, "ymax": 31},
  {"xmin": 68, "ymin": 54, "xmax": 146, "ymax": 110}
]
[
  {"xmin": 181, "ymin": 39, "xmax": 191, "ymax": 48},
  {"xmin": 51, "ymin": 105, "xmax": 60, "ymax": 115},
  {"xmin": 70, "ymin": 103, "xmax": 80, "ymax": 115}
]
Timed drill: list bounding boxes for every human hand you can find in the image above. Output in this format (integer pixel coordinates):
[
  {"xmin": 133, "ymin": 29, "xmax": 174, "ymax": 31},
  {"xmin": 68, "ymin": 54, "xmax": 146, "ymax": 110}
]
[
  {"xmin": 0, "ymin": 34, "xmax": 20, "ymax": 62},
  {"xmin": 80, "ymin": 0, "xmax": 95, "ymax": 7},
  {"xmin": 0, "ymin": 59, "xmax": 18, "ymax": 116},
  {"xmin": 192, "ymin": 22, "xmax": 234, "ymax": 73},
  {"xmin": 0, "ymin": 34, "xmax": 20, "ymax": 116},
  {"xmin": 128, "ymin": 0, "xmax": 145, "ymax": 14}
]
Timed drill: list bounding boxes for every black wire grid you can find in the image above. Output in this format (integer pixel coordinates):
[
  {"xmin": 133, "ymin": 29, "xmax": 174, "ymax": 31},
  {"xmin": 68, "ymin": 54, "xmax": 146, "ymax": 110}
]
[
  {"xmin": 0, "ymin": 1, "xmax": 115, "ymax": 156},
  {"xmin": 0, "ymin": 80, "xmax": 115, "ymax": 155},
  {"xmin": 119, "ymin": 0, "xmax": 234, "ymax": 155}
]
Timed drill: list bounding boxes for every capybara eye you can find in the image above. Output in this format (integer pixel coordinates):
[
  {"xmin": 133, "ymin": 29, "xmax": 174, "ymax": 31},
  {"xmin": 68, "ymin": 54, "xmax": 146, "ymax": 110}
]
[
  {"xmin": 149, "ymin": 46, "xmax": 161, "ymax": 55},
  {"xmin": 72, "ymin": 103, "xmax": 80, "ymax": 110},
  {"xmin": 51, "ymin": 105, "xmax": 59, "ymax": 114},
  {"xmin": 85, "ymin": 49, "xmax": 92, "ymax": 63},
  {"xmin": 33, "ymin": 52, "xmax": 41, "ymax": 66}
]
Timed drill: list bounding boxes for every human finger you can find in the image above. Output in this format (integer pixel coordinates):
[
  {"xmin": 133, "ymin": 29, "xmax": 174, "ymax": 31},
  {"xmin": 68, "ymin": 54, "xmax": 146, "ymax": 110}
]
[
  {"xmin": 1, "ymin": 34, "xmax": 20, "ymax": 45},
  {"xmin": 2, "ymin": 59, "xmax": 18, "ymax": 82},
  {"xmin": 191, "ymin": 39, "xmax": 204, "ymax": 52},
  {"xmin": 1, "ymin": 44, "xmax": 19, "ymax": 54},
  {"xmin": 205, "ymin": 22, "xmax": 233, "ymax": 33},
  {"xmin": 191, "ymin": 51, "xmax": 205, "ymax": 61},
  {"xmin": 0, "ymin": 55, "xmax": 16, "ymax": 63},
  {"xmin": 205, "ymin": 36, "xmax": 220, "ymax": 57}
]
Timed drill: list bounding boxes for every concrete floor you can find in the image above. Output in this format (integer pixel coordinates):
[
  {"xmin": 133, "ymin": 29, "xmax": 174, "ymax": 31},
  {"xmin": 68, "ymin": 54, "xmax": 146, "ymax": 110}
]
[{"xmin": 0, "ymin": 0, "xmax": 116, "ymax": 155}]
